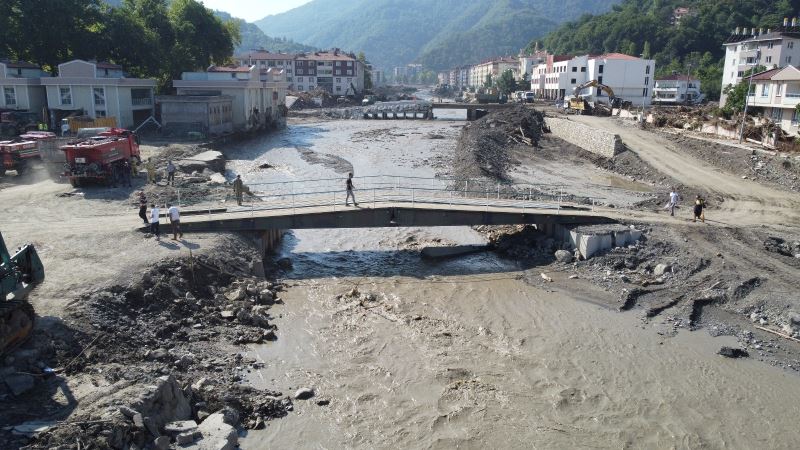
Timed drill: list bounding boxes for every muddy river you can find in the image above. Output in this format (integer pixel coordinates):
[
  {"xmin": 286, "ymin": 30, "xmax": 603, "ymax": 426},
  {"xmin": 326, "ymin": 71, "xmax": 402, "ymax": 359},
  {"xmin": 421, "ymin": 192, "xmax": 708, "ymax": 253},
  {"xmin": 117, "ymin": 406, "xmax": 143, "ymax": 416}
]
[{"xmin": 223, "ymin": 117, "xmax": 800, "ymax": 449}]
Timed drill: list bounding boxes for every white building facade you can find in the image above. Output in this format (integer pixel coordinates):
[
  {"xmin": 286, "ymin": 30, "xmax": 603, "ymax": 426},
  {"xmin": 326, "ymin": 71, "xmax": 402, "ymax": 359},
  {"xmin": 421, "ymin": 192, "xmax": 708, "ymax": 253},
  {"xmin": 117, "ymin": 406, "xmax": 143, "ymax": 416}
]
[
  {"xmin": 653, "ymin": 74, "xmax": 702, "ymax": 104},
  {"xmin": 0, "ymin": 61, "xmax": 47, "ymax": 116},
  {"xmin": 743, "ymin": 65, "xmax": 800, "ymax": 137}
]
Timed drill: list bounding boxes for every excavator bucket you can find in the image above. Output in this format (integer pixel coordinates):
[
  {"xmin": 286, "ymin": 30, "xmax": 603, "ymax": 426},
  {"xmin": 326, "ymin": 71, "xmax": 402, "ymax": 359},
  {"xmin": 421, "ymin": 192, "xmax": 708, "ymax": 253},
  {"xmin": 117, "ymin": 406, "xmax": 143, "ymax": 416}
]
[{"xmin": 0, "ymin": 232, "xmax": 44, "ymax": 353}]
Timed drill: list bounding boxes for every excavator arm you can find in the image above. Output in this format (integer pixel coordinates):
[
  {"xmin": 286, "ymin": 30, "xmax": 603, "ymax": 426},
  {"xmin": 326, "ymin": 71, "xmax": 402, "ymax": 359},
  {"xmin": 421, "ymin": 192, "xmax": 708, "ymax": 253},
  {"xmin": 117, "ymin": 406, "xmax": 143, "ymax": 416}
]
[{"xmin": 0, "ymin": 232, "xmax": 44, "ymax": 353}]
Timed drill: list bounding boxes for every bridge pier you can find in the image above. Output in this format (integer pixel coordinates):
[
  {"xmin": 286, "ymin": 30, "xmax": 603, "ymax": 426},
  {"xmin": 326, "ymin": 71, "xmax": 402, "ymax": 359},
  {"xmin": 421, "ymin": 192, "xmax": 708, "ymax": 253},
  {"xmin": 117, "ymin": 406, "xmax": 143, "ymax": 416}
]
[{"xmin": 257, "ymin": 229, "xmax": 284, "ymax": 255}]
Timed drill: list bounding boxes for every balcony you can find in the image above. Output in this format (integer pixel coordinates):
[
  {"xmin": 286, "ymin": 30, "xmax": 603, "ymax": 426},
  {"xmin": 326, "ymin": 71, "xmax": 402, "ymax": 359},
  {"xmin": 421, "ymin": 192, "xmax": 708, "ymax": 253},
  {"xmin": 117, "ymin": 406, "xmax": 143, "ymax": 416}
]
[
  {"xmin": 131, "ymin": 97, "xmax": 152, "ymax": 106},
  {"xmin": 783, "ymin": 93, "xmax": 800, "ymax": 106}
]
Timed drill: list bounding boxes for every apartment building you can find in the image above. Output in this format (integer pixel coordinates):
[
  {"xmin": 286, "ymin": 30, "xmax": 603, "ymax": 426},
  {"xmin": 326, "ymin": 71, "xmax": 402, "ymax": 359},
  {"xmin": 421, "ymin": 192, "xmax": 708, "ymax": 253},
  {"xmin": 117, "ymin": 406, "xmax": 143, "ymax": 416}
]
[
  {"xmin": 0, "ymin": 61, "xmax": 47, "ymax": 115},
  {"xmin": 40, "ymin": 59, "xmax": 156, "ymax": 129},
  {"xmin": 741, "ymin": 65, "xmax": 800, "ymax": 137},
  {"xmin": 532, "ymin": 53, "xmax": 655, "ymax": 106},
  {"xmin": 468, "ymin": 57, "xmax": 518, "ymax": 88},
  {"xmin": 653, "ymin": 74, "xmax": 702, "ymax": 104},
  {"xmin": 172, "ymin": 65, "xmax": 288, "ymax": 131},
  {"xmin": 234, "ymin": 50, "xmax": 296, "ymax": 87},
  {"xmin": 518, "ymin": 50, "xmax": 548, "ymax": 81},
  {"xmin": 721, "ymin": 23, "xmax": 800, "ymax": 105},
  {"xmin": 294, "ymin": 50, "xmax": 365, "ymax": 95}
]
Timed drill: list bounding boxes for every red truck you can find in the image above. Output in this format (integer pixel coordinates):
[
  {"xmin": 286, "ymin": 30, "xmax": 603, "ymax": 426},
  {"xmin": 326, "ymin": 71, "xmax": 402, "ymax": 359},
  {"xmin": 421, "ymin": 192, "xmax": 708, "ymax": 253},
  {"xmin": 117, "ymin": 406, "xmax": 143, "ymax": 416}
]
[
  {"xmin": 0, "ymin": 139, "xmax": 39, "ymax": 176},
  {"xmin": 60, "ymin": 128, "xmax": 141, "ymax": 187}
]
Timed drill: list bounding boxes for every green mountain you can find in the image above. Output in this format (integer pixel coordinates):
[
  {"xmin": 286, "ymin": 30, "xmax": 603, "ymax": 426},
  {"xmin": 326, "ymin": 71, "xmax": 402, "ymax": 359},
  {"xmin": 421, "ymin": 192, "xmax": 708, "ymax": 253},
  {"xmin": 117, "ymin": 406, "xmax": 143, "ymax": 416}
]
[
  {"xmin": 213, "ymin": 11, "xmax": 316, "ymax": 54},
  {"xmin": 540, "ymin": 0, "xmax": 800, "ymax": 100},
  {"xmin": 255, "ymin": 0, "xmax": 618, "ymax": 70}
]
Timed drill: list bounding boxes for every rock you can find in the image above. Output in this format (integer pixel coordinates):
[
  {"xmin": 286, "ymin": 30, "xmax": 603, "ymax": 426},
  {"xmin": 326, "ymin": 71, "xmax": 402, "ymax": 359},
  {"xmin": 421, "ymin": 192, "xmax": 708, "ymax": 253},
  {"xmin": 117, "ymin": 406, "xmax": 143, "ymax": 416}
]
[
  {"xmin": 277, "ymin": 258, "xmax": 293, "ymax": 270},
  {"xmin": 220, "ymin": 310, "xmax": 235, "ymax": 319},
  {"xmin": 192, "ymin": 377, "xmax": 210, "ymax": 391},
  {"xmin": 245, "ymin": 284, "xmax": 258, "ymax": 296},
  {"xmin": 718, "ymin": 347, "xmax": 749, "ymax": 358},
  {"xmin": 4, "ymin": 373, "xmax": 34, "ymax": 396},
  {"xmin": 225, "ymin": 288, "xmax": 245, "ymax": 302},
  {"xmin": 177, "ymin": 431, "xmax": 197, "ymax": 445},
  {"xmin": 119, "ymin": 405, "xmax": 138, "ymax": 418},
  {"xmin": 653, "ymin": 264, "xmax": 671, "ymax": 276},
  {"xmin": 316, "ymin": 399, "xmax": 330, "ymax": 406},
  {"xmin": 154, "ymin": 436, "xmax": 170, "ymax": 450},
  {"xmin": 540, "ymin": 273, "xmax": 553, "ymax": 282},
  {"xmin": 294, "ymin": 387, "xmax": 315, "ymax": 400},
  {"xmin": 554, "ymin": 250, "xmax": 573, "ymax": 263},
  {"xmin": 133, "ymin": 413, "xmax": 145, "ymax": 429},
  {"xmin": 165, "ymin": 420, "xmax": 198, "ymax": 435},
  {"xmin": 176, "ymin": 150, "xmax": 225, "ymax": 174},
  {"xmin": 196, "ymin": 412, "xmax": 238, "ymax": 450},
  {"xmin": 220, "ymin": 406, "xmax": 239, "ymax": 426},
  {"xmin": 568, "ymin": 274, "xmax": 579, "ymax": 279},
  {"xmin": 787, "ymin": 312, "xmax": 800, "ymax": 326},
  {"xmin": 11, "ymin": 420, "xmax": 54, "ymax": 437}
]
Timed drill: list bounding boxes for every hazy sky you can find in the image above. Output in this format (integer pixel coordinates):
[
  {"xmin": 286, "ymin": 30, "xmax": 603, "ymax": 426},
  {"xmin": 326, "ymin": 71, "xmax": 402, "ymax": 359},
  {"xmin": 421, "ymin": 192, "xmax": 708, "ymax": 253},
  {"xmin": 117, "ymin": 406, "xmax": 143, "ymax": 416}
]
[{"xmin": 200, "ymin": 0, "xmax": 312, "ymax": 22}]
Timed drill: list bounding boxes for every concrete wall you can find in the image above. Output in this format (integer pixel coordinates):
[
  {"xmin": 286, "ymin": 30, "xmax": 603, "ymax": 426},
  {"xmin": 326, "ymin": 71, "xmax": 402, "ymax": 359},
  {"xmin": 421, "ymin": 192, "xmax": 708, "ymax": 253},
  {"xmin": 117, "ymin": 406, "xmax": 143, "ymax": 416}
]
[{"xmin": 546, "ymin": 117, "xmax": 624, "ymax": 157}]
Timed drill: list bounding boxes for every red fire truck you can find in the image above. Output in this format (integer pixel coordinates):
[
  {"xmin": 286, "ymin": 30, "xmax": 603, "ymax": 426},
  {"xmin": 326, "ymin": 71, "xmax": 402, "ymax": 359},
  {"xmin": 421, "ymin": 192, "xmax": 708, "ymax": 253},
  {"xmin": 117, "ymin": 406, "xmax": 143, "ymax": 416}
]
[
  {"xmin": 0, "ymin": 139, "xmax": 39, "ymax": 176},
  {"xmin": 60, "ymin": 128, "xmax": 141, "ymax": 187}
]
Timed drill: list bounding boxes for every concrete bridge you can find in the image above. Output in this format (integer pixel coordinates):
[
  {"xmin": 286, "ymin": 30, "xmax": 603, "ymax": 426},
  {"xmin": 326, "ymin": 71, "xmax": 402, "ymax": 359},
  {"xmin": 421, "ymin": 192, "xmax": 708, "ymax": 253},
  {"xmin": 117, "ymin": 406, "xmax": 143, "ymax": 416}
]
[{"xmin": 356, "ymin": 101, "xmax": 515, "ymax": 121}]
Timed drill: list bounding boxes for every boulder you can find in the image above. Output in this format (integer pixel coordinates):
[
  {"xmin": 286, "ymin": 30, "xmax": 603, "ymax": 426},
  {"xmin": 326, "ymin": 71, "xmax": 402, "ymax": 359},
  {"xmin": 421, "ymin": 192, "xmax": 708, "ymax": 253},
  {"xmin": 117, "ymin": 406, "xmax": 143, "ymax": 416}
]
[
  {"xmin": 258, "ymin": 290, "xmax": 274, "ymax": 304},
  {"xmin": 294, "ymin": 387, "xmax": 315, "ymax": 400},
  {"xmin": 718, "ymin": 347, "xmax": 749, "ymax": 358},
  {"xmin": 653, "ymin": 264, "xmax": 672, "ymax": 276},
  {"xmin": 225, "ymin": 288, "xmax": 245, "ymax": 302},
  {"xmin": 154, "ymin": 436, "xmax": 170, "ymax": 450},
  {"xmin": 165, "ymin": 420, "xmax": 198, "ymax": 436},
  {"xmin": 195, "ymin": 412, "xmax": 238, "ymax": 450},
  {"xmin": 176, "ymin": 150, "xmax": 225, "ymax": 174},
  {"xmin": 554, "ymin": 250, "xmax": 573, "ymax": 263}
]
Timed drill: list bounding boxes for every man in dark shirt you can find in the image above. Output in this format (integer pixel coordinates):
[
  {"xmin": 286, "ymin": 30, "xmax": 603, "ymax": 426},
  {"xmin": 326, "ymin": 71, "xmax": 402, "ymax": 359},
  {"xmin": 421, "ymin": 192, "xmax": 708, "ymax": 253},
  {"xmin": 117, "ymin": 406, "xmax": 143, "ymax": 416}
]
[
  {"xmin": 137, "ymin": 191, "xmax": 148, "ymax": 224},
  {"xmin": 346, "ymin": 172, "xmax": 358, "ymax": 207}
]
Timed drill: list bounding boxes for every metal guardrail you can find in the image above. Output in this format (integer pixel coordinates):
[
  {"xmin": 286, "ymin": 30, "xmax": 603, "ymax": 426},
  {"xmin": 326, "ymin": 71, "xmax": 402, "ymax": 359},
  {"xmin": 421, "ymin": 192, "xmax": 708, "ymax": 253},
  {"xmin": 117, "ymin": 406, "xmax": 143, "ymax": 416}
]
[{"xmin": 168, "ymin": 175, "xmax": 606, "ymax": 219}]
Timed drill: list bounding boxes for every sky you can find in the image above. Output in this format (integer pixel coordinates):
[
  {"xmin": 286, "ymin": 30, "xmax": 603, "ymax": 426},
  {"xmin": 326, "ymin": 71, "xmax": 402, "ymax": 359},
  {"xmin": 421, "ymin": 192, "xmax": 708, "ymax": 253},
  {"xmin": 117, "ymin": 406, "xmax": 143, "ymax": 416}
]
[{"xmin": 200, "ymin": 0, "xmax": 312, "ymax": 22}]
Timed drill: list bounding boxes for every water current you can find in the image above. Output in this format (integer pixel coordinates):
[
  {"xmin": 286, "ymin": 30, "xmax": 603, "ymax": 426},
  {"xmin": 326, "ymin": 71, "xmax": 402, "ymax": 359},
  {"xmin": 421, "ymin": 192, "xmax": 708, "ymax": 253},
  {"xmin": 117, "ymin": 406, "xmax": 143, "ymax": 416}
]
[{"xmin": 224, "ymin": 116, "xmax": 800, "ymax": 449}]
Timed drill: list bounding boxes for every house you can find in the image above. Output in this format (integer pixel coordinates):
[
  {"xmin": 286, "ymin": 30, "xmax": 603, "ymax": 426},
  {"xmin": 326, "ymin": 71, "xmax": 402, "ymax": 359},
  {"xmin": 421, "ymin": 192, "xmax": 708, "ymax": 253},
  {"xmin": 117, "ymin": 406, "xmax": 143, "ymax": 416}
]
[
  {"xmin": 156, "ymin": 95, "xmax": 234, "ymax": 137},
  {"xmin": 294, "ymin": 50, "xmax": 365, "ymax": 95},
  {"xmin": 721, "ymin": 22, "xmax": 800, "ymax": 105},
  {"xmin": 742, "ymin": 65, "xmax": 800, "ymax": 136},
  {"xmin": 234, "ymin": 50, "xmax": 296, "ymax": 88},
  {"xmin": 468, "ymin": 57, "xmax": 518, "ymax": 88},
  {"xmin": 40, "ymin": 60, "xmax": 156, "ymax": 129},
  {"xmin": 171, "ymin": 65, "xmax": 288, "ymax": 131},
  {"xmin": 653, "ymin": 74, "xmax": 703, "ymax": 104},
  {"xmin": 0, "ymin": 61, "xmax": 48, "ymax": 117},
  {"xmin": 671, "ymin": 7, "xmax": 692, "ymax": 26},
  {"xmin": 532, "ymin": 52, "xmax": 655, "ymax": 106}
]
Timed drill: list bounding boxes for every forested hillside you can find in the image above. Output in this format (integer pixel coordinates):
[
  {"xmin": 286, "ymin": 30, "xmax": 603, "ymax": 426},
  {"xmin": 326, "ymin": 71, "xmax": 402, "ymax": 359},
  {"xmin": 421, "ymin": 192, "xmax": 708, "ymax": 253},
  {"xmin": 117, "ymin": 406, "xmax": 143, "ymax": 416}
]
[
  {"xmin": 540, "ymin": 0, "xmax": 800, "ymax": 100},
  {"xmin": 213, "ymin": 11, "xmax": 316, "ymax": 54},
  {"xmin": 256, "ymin": 0, "xmax": 618, "ymax": 70}
]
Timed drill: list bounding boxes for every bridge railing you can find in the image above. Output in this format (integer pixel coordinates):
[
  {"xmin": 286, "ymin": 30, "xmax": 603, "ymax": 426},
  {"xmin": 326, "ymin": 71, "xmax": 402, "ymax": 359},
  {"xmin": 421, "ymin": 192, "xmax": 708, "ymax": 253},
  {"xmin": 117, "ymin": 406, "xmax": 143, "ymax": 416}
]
[{"xmin": 172, "ymin": 175, "xmax": 606, "ymax": 216}]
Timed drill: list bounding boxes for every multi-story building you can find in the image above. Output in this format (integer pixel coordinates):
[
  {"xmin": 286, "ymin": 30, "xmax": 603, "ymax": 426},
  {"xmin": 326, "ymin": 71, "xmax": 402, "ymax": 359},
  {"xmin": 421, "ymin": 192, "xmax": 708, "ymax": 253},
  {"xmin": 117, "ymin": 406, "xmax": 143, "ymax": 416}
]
[
  {"xmin": 532, "ymin": 53, "xmax": 655, "ymax": 106},
  {"xmin": 234, "ymin": 50, "xmax": 296, "ymax": 87},
  {"xmin": 172, "ymin": 65, "xmax": 288, "ymax": 131},
  {"xmin": 518, "ymin": 50, "xmax": 548, "ymax": 82},
  {"xmin": 294, "ymin": 50, "xmax": 365, "ymax": 95},
  {"xmin": 468, "ymin": 57, "xmax": 518, "ymax": 88},
  {"xmin": 0, "ymin": 60, "xmax": 47, "ymax": 115},
  {"xmin": 721, "ymin": 23, "xmax": 800, "ymax": 105},
  {"xmin": 653, "ymin": 74, "xmax": 703, "ymax": 104},
  {"xmin": 40, "ymin": 59, "xmax": 156, "ymax": 129},
  {"xmin": 741, "ymin": 65, "xmax": 800, "ymax": 137},
  {"xmin": 437, "ymin": 72, "xmax": 448, "ymax": 85}
]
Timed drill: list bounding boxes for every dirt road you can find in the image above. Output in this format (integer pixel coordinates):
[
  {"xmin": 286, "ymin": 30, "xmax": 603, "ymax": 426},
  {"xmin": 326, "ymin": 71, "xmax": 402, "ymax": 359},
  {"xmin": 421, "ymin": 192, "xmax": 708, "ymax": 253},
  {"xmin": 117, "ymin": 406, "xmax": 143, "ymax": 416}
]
[{"xmin": 570, "ymin": 115, "xmax": 800, "ymax": 228}]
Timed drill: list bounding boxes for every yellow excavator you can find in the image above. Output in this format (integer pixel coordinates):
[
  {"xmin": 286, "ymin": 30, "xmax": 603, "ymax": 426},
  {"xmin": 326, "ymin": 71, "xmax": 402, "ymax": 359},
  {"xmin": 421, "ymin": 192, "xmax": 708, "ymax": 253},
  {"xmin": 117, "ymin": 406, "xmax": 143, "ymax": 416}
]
[
  {"xmin": 566, "ymin": 80, "xmax": 628, "ymax": 115},
  {"xmin": 0, "ymin": 232, "xmax": 44, "ymax": 353}
]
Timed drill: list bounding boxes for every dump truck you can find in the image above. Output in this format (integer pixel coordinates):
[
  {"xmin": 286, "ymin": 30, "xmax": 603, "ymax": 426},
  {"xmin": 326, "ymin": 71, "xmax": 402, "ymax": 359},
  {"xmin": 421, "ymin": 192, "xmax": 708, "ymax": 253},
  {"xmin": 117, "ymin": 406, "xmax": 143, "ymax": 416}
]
[
  {"xmin": 61, "ymin": 127, "xmax": 140, "ymax": 187},
  {"xmin": 20, "ymin": 131, "xmax": 71, "ymax": 179},
  {"xmin": 0, "ymin": 232, "xmax": 44, "ymax": 353},
  {"xmin": 0, "ymin": 139, "xmax": 38, "ymax": 176},
  {"xmin": 0, "ymin": 111, "xmax": 40, "ymax": 137}
]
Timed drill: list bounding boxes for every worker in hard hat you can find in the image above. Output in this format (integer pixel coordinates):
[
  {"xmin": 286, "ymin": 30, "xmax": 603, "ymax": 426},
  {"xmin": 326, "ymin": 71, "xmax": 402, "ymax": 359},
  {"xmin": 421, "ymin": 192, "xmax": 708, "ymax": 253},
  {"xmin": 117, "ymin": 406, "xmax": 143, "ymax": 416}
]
[{"xmin": 145, "ymin": 158, "xmax": 156, "ymax": 184}]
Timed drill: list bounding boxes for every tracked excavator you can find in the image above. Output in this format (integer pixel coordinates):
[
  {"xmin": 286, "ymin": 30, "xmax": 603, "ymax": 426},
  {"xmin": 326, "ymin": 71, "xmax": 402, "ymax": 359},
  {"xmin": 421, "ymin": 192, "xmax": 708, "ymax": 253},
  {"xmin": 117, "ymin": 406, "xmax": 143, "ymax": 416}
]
[
  {"xmin": 566, "ymin": 80, "xmax": 630, "ymax": 115},
  {"xmin": 0, "ymin": 232, "xmax": 44, "ymax": 353}
]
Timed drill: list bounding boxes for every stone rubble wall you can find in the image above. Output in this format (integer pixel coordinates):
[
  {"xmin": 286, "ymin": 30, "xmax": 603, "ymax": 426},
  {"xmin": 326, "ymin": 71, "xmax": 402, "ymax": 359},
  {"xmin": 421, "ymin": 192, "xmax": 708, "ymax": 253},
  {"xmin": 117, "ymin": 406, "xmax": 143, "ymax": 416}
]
[{"xmin": 546, "ymin": 117, "xmax": 624, "ymax": 158}]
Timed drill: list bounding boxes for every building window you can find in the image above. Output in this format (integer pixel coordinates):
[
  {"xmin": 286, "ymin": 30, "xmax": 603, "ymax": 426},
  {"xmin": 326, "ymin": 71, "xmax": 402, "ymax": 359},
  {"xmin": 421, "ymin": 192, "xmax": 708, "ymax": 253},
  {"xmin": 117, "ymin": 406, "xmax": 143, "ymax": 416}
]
[
  {"xmin": 787, "ymin": 56, "xmax": 793, "ymax": 63},
  {"xmin": 599, "ymin": 64, "xmax": 604, "ymax": 74},
  {"xmin": 766, "ymin": 56, "xmax": 772, "ymax": 63},
  {"xmin": 59, "ymin": 87, "xmax": 72, "ymax": 105},
  {"xmin": 96, "ymin": 110, "xmax": 107, "ymax": 118},
  {"xmin": 737, "ymin": 71, "xmax": 744, "ymax": 77},
  {"xmin": 642, "ymin": 88, "xmax": 648, "ymax": 97},
  {"xmin": 777, "ymin": 84, "xmax": 783, "ymax": 96},
  {"xmin": 93, "ymin": 87, "xmax": 105, "ymax": 106},
  {"xmin": 789, "ymin": 41, "xmax": 795, "ymax": 49},
  {"xmin": 645, "ymin": 77, "xmax": 649, "ymax": 86},
  {"xmin": 768, "ymin": 42, "xmax": 774, "ymax": 49},
  {"xmin": 570, "ymin": 78, "xmax": 576, "ymax": 84},
  {"xmin": 3, "ymin": 87, "xmax": 16, "ymax": 106},
  {"xmin": 335, "ymin": 86, "xmax": 341, "ymax": 92},
  {"xmin": 598, "ymin": 76, "xmax": 603, "ymax": 84},
  {"xmin": 298, "ymin": 85, "xmax": 304, "ymax": 91},
  {"xmin": 762, "ymin": 84, "xmax": 770, "ymax": 96},
  {"xmin": 297, "ymin": 76, "xmax": 303, "ymax": 82},
  {"xmin": 336, "ymin": 78, "xmax": 341, "ymax": 83},
  {"xmin": 580, "ymin": 67, "xmax": 586, "ymax": 72},
  {"xmin": 571, "ymin": 67, "xmax": 577, "ymax": 72},
  {"xmin": 646, "ymin": 65, "xmax": 651, "ymax": 74},
  {"xmin": 792, "ymin": 109, "xmax": 799, "ymax": 125},
  {"xmin": 772, "ymin": 108, "xmax": 783, "ymax": 121}
]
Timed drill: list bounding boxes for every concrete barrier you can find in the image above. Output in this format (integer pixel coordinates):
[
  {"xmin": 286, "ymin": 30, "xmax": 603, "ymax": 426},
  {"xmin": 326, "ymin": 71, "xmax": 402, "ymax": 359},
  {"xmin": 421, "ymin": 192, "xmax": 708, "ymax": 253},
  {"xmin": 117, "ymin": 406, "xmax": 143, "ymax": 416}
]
[
  {"xmin": 546, "ymin": 117, "xmax": 624, "ymax": 157},
  {"xmin": 538, "ymin": 223, "xmax": 643, "ymax": 260}
]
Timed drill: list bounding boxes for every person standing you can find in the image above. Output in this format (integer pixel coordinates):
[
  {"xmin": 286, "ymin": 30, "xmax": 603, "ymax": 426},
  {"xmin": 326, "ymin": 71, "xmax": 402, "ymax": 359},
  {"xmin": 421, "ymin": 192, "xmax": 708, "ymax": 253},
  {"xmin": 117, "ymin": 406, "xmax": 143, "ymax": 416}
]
[
  {"xmin": 145, "ymin": 158, "xmax": 156, "ymax": 184},
  {"xmin": 345, "ymin": 172, "xmax": 358, "ymax": 207},
  {"xmin": 60, "ymin": 120, "xmax": 70, "ymax": 137},
  {"xmin": 121, "ymin": 160, "xmax": 132, "ymax": 187},
  {"xmin": 167, "ymin": 203, "xmax": 183, "ymax": 240},
  {"xmin": 233, "ymin": 175, "xmax": 244, "ymax": 206},
  {"xmin": 131, "ymin": 157, "xmax": 140, "ymax": 179},
  {"xmin": 693, "ymin": 195, "xmax": 706, "ymax": 223},
  {"xmin": 664, "ymin": 187, "xmax": 680, "ymax": 217},
  {"xmin": 137, "ymin": 191, "xmax": 148, "ymax": 225},
  {"xmin": 166, "ymin": 160, "xmax": 176, "ymax": 186},
  {"xmin": 150, "ymin": 203, "xmax": 161, "ymax": 239}
]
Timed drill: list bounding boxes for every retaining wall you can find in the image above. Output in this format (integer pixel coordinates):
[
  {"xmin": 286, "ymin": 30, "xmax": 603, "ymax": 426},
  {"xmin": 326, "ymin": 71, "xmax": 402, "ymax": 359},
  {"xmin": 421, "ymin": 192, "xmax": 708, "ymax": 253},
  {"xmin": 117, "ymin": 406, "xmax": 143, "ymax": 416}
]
[{"xmin": 546, "ymin": 117, "xmax": 624, "ymax": 157}]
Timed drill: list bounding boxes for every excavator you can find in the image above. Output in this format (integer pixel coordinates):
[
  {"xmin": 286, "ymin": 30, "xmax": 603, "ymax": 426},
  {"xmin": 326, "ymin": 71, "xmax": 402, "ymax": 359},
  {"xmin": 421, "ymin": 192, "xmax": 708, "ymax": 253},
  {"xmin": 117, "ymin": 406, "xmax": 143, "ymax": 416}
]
[
  {"xmin": 566, "ymin": 80, "xmax": 630, "ymax": 115},
  {"xmin": 0, "ymin": 232, "xmax": 44, "ymax": 353}
]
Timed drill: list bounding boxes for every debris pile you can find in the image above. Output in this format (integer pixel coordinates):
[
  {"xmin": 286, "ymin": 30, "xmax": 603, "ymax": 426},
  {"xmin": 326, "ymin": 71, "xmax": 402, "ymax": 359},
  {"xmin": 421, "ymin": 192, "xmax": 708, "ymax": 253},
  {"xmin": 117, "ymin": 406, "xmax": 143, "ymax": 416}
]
[
  {"xmin": 288, "ymin": 89, "xmax": 336, "ymax": 109},
  {"xmin": 453, "ymin": 105, "xmax": 546, "ymax": 182}
]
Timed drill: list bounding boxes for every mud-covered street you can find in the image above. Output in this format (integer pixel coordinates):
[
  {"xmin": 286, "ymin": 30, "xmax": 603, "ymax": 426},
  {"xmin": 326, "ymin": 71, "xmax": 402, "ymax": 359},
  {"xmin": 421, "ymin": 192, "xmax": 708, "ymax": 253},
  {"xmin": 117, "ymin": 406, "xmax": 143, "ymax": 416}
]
[{"xmin": 2, "ymin": 104, "xmax": 800, "ymax": 449}]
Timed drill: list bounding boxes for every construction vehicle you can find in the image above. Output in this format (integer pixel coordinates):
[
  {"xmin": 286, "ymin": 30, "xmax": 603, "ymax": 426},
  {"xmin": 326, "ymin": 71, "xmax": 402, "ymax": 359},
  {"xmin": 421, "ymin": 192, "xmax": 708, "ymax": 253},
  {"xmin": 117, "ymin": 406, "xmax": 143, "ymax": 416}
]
[
  {"xmin": 0, "ymin": 111, "xmax": 40, "ymax": 137},
  {"xmin": 0, "ymin": 232, "xmax": 44, "ymax": 353},
  {"xmin": 61, "ymin": 127, "xmax": 140, "ymax": 187},
  {"xmin": 567, "ymin": 80, "xmax": 629, "ymax": 115},
  {"xmin": 0, "ymin": 139, "xmax": 39, "ymax": 177},
  {"xmin": 19, "ymin": 131, "xmax": 71, "ymax": 179}
]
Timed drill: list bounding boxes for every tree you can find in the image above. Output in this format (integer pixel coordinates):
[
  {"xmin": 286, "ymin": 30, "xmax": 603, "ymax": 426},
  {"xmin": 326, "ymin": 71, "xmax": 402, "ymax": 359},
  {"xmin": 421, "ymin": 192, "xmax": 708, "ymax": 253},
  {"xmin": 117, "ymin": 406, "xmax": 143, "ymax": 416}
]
[
  {"xmin": 168, "ymin": 0, "xmax": 239, "ymax": 79},
  {"xmin": 496, "ymin": 69, "xmax": 518, "ymax": 95},
  {"xmin": 357, "ymin": 52, "xmax": 373, "ymax": 91},
  {"xmin": 722, "ymin": 66, "xmax": 766, "ymax": 115},
  {"xmin": 483, "ymin": 74, "xmax": 493, "ymax": 89}
]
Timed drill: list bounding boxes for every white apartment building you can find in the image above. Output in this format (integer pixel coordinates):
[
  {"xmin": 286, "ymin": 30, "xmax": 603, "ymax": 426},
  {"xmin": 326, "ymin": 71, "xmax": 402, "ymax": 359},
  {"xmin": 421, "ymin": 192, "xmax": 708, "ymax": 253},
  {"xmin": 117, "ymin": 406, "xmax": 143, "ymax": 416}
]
[
  {"xmin": 468, "ymin": 57, "xmax": 518, "ymax": 88},
  {"xmin": 234, "ymin": 50, "xmax": 296, "ymax": 88},
  {"xmin": 742, "ymin": 65, "xmax": 800, "ymax": 137},
  {"xmin": 173, "ymin": 65, "xmax": 288, "ymax": 131},
  {"xmin": 721, "ymin": 25, "xmax": 800, "ymax": 105},
  {"xmin": 0, "ymin": 61, "xmax": 47, "ymax": 115},
  {"xmin": 40, "ymin": 60, "xmax": 156, "ymax": 129},
  {"xmin": 517, "ymin": 50, "xmax": 548, "ymax": 81},
  {"xmin": 532, "ymin": 53, "xmax": 655, "ymax": 106},
  {"xmin": 653, "ymin": 74, "xmax": 702, "ymax": 104},
  {"xmin": 294, "ymin": 50, "xmax": 365, "ymax": 95}
]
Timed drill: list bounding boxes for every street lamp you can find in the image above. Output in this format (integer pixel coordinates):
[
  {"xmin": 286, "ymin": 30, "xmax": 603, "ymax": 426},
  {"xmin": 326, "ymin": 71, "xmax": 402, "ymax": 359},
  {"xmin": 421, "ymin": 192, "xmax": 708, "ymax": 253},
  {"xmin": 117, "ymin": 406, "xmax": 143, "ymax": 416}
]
[{"xmin": 739, "ymin": 50, "xmax": 761, "ymax": 143}]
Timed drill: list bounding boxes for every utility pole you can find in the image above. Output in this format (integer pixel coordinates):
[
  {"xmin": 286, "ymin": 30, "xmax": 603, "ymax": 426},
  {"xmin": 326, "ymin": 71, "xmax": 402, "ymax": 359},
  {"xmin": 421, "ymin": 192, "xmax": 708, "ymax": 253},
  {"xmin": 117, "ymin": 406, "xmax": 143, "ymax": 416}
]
[
  {"xmin": 739, "ymin": 50, "xmax": 761, "ymax": 143},
  {"xmin": 684, "ymin": 63, "xmax": 692, "ymax": 105}
]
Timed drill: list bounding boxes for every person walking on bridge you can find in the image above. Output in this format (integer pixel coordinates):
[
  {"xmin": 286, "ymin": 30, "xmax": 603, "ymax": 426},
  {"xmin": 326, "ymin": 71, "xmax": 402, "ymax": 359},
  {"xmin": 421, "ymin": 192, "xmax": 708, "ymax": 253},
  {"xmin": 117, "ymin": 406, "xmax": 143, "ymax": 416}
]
[
  {"xmin": 233, "ymin": 175, "xmax": 244, "ymax": 206},
  {"xmin": 664, "ymin": 187, "xmax": 680, "ymax": 217},
  {"xmin": 345, "ymin": 172, "xmax": 358, "ymax": 207}
]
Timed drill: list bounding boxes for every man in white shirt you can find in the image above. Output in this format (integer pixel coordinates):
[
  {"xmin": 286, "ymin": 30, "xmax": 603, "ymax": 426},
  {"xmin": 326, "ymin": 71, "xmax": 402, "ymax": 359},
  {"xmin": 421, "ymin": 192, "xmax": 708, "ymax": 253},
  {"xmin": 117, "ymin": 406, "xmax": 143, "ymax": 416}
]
[
  {"xmin": 150, "ymin": 203, "xmax": 160, "ymax": 240},
  {"xmin": 664, "ymin": 187, "xmax": 680, "ymax": 217},
  {"xmin": 167, "ymin": 204, "xmax": 183, "ymax": 240}
]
